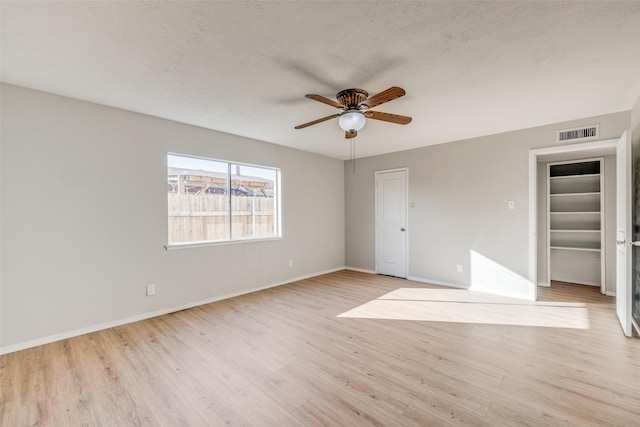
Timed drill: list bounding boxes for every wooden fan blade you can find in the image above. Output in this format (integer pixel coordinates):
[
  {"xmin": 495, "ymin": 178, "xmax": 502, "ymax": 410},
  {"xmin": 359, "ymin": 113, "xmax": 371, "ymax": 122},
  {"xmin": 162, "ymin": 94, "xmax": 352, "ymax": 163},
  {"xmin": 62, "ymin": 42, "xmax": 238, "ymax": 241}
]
[
  {"xmin": 294, "ymin": 113, "xmax": 340, "ymax": 129},
  {"xmin": 345, "ymin": 130, "xmax": 357, "ymax": 139},
  {"xmin": 364, "ymin": 110, "xmax": 412, "ymax": 125},
  {"xmin": 360, "ymin": 87, "xmax": 406, "ymax": 109},
  {"xmin": 306, "ymin": 94, "xmax": 344, "ymax": 109}
]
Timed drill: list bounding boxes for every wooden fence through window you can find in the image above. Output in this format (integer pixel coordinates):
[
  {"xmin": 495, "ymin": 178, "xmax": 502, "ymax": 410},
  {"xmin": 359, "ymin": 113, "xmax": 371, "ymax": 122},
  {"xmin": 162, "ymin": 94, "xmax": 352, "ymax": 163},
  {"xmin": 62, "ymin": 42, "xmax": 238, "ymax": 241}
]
[{"xmin": 168, "ymin": 194, "xmax": 276, "ymax": 243}]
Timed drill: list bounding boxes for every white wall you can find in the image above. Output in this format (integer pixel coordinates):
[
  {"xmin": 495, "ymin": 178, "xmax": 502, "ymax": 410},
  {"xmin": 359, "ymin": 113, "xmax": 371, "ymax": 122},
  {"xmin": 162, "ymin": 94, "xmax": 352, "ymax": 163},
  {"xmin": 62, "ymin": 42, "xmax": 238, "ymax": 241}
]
[
  {"xmin": 345, "ymin": 111, "xmax": 630, "ymax": 299},
  {"xmin": 0, "ymin": 84, "xmax": 345, "ymax": 352}
]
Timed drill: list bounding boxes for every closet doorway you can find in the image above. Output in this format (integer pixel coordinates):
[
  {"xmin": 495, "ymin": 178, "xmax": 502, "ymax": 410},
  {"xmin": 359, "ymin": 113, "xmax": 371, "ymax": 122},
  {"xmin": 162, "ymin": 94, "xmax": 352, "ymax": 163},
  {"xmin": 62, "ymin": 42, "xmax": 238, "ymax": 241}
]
[
  {"xmin": 528, "ymin": 137, "xmax": 618, "ymax": 301},
  {"xmin": 547, "ymin": 158, "xmax": 605, "ymax": 293},
  {"xmin": 529, "ymin": 133, "xmax": 633, "ymax": 336}
]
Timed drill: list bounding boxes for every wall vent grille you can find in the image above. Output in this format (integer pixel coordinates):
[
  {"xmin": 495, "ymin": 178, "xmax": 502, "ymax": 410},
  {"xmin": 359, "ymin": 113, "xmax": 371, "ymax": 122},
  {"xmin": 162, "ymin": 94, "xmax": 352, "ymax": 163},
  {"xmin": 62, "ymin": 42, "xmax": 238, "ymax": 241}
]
[{"xmin": 556, "ymin": 124, "xmax": 599, "ymax": 143}]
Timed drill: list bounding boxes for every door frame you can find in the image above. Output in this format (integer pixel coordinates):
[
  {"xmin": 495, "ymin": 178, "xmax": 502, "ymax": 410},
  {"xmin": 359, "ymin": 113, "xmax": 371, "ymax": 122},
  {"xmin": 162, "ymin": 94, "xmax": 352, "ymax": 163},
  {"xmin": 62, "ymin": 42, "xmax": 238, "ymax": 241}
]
[
  {"xmin": 374, "ymin": 167, "xmax": 409, "ymax": 277},
  {"xmin": 529, "ymin": 138, "xmax": 619, "ymax": 301}
]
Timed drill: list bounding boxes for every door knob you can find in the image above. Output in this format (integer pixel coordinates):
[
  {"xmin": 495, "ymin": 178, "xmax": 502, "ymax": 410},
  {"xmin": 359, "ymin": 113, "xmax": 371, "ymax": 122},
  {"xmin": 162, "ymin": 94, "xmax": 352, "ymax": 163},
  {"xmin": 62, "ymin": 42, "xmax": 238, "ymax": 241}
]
[{"xmin": 400, "ymin": 228, "xmax": 405, "ymax": 232}]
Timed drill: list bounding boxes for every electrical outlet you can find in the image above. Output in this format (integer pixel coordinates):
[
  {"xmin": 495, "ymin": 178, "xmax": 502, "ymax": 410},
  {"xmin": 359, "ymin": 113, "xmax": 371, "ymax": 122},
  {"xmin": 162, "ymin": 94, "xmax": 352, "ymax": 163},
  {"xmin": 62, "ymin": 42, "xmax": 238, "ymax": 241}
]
[
  {"xmin": 146, "ymin": 284, "xmax": 156, "ymax": 296},
  {"xmin": 456, "ymin": 264, "xmax": 463, "ymax": 273},
  {"xmin": 508, "ymin": 200, "xmax": 515, "ymax": 210},
  {"xmin": 288, "ymin": 259, "xmax": 294, "ymax": 268}
]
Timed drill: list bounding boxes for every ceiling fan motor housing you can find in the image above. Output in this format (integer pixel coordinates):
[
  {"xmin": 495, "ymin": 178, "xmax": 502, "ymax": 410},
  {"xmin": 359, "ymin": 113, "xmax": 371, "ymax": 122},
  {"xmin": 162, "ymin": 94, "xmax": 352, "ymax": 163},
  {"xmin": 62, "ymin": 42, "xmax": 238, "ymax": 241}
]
[{"xmin": 337, "ymin": 89, "xmax": 368, "ymax": 108}]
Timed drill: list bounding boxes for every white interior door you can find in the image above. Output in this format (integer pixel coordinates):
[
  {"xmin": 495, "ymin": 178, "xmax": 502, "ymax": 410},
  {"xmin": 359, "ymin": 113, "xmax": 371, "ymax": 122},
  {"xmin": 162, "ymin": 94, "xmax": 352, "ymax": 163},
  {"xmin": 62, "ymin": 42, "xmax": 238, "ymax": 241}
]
[
  {"xmin": 616, "ymin": 130, "xmax": 632, "ymax": 337},
  {"xmin": 375, "ymin": 169, "xmax": 407, "ymax": 278}
]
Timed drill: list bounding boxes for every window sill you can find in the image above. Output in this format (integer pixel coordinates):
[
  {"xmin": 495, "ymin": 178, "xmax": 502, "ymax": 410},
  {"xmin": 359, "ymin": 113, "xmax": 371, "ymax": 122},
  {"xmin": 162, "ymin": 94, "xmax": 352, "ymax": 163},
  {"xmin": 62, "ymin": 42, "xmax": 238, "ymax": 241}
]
[{"xmin": 165, "ymin": 236, "xmax": 283, "ymax": 250}]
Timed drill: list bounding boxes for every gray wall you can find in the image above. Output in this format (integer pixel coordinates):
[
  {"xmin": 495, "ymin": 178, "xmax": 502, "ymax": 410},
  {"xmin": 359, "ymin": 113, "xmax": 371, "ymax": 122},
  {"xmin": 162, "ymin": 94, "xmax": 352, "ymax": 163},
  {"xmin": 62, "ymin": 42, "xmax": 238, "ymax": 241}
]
[
  {"xmin": 0, "ymin": 84, "xmax": 345, "ymax": 351},
  {"xmin": 345, "ymin": 111, "xmax": 630, "ymax": 298},
  {"xmin": 633, "ymin": 96, "xmax": 640, "ymax": 133}
]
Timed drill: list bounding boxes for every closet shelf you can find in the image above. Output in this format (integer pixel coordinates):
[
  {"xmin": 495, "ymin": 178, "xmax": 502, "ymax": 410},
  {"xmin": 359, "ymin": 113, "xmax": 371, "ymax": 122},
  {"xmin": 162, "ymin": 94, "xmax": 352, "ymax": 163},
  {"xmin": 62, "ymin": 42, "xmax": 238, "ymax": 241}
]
[
  {"xmin": 549, "ymin": 192, "xmax": 600, "ymax": 197},
  {"xmin": 549, "ymin": 211, "xmax": 600, "ymax": 215},
  {"xmin": 550, "ymin": 229, "xmax": 600, "ymax": 233},
  {"xmin": 550, "ymin": 246, "xmax": 601, "ymax": 252},
  {"xmin": 549, "ymin": 173, "xmax": 600, "ymax": 180}
]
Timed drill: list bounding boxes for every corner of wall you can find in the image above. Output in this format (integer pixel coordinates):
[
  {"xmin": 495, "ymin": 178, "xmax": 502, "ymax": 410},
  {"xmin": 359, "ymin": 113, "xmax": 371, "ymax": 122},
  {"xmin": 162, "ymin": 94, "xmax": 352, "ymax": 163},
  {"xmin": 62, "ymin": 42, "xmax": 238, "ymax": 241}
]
[{"xmin": 631, "ymin": 94, "xmax": 640, "ymax": 133}]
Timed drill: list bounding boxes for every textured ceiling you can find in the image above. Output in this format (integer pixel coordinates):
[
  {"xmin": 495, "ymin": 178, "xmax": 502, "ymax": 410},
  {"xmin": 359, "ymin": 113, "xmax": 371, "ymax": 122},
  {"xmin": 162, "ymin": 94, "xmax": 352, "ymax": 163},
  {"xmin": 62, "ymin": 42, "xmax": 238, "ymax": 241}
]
[{"xmin": 2, "ymin": 1, "xmax": 640, "ymax": 160}]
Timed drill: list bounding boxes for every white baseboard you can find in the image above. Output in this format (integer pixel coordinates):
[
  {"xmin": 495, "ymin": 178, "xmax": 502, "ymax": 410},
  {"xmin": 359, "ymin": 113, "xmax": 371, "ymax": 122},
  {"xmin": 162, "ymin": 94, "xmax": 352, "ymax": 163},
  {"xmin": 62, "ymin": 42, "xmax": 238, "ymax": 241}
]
[
  {"xmin": 344, "ymin": 266, "xmax": 376, "ymax": 274},
  {"xmin": 537, "ymin": 282, "xmax": 551, "ymax": 287},
  {"xmin": 605, "ymin": 291, "xmax": 616, "ymax": 297},
  {"xmin": 407, "ymin": 276, "xmax": 469, "ymax": 290},
  {"xmin": 0, "ymin": 266, "xmax": 345, "ymax": 356}
]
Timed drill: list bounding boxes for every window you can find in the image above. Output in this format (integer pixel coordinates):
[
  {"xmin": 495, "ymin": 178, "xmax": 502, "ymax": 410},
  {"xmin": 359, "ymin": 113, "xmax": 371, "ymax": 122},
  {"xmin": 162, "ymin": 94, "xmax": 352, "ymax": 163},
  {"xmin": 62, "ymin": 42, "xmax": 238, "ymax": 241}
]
[{"xmin": 167, "ymin": 153, "xmax": 280, "ymax": 245}]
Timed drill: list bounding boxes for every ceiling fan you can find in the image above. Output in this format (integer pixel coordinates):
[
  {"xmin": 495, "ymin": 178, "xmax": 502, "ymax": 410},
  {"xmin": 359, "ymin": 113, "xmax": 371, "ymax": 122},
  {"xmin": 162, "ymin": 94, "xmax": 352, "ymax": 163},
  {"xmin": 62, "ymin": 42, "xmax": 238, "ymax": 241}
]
[{"xmin": 294, "ymin": 87, "xmax": 412, "ymax": 139}]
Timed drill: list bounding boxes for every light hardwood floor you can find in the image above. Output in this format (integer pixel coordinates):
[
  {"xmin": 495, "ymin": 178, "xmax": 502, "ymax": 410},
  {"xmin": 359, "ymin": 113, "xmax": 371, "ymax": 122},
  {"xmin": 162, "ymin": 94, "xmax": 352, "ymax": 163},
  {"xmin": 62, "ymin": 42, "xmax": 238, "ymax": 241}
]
[{"xmin": 2, "ymin": 271, "xmax": 639, "ymax": 426}]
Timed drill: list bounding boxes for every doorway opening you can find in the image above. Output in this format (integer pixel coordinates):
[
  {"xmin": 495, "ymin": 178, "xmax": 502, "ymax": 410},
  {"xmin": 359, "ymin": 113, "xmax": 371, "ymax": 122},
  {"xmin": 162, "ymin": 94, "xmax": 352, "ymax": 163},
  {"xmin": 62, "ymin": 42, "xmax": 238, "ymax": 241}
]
[
  {"xmin": 528, "ymin": 138, "xmax": 618, "ymax": 301},
  {"xmin": 546, "ymin": 158, "xmax": 606, "ymax": 294},
  {"xmin": 529, "ymin": 133, "xmax": 634, "ymax": 337}
]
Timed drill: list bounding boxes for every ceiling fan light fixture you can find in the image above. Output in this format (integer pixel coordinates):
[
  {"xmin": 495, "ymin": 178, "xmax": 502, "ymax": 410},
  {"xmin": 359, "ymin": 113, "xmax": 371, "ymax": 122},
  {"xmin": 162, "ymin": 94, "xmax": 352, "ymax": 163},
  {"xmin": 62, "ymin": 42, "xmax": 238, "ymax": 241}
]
[{"xmin": 339, "ymin": 110, "xmax": 366, "ymax": 132}]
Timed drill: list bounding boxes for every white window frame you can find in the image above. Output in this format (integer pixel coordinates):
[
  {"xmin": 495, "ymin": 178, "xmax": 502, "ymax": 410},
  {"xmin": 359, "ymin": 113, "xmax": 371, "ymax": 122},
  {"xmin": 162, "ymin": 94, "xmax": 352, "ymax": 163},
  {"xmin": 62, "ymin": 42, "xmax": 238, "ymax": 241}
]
[{"xmin": 166, "ymin": 153, "xmax": 281, "ymax": 249}]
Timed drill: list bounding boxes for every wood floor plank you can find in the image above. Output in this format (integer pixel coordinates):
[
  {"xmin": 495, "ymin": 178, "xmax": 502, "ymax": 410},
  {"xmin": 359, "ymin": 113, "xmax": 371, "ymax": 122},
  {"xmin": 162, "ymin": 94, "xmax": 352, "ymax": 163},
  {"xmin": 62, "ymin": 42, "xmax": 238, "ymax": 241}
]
[{"xmin": 2, "ymin": 271, "xmax": 640, "ymax": 426}]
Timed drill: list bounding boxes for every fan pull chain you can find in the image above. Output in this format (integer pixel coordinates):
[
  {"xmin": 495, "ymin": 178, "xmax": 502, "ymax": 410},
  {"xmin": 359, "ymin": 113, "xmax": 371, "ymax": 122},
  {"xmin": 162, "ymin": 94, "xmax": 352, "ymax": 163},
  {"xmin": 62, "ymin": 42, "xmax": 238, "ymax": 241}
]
[{"xmin": 350, "ymin": 137, "xmax": 356, "ymax": 173}]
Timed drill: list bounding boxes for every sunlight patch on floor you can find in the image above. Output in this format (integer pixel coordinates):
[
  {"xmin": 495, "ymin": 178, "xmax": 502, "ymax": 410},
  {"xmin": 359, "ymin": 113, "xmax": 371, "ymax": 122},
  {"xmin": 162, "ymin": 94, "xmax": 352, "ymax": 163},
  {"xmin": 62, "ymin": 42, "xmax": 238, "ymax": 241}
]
[{"xmin": 338, "ymin": 288, "xmax": 590, "ymax": 329}]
